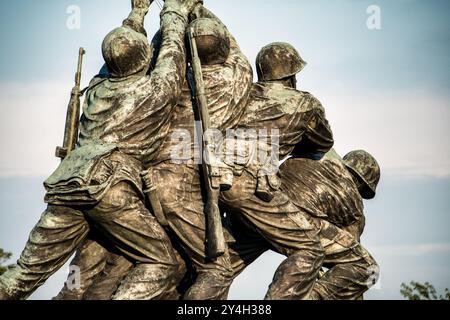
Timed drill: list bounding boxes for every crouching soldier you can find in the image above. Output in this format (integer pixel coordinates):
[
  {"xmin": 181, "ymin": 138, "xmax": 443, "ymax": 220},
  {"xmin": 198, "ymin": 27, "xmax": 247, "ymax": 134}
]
[
  {"xmin": 227, "ymin": 149, "xmax": 381, "ymax": 299},
  {"xmin": 279, "ymin": 149, "xmax": 381, "ymax": 299}
]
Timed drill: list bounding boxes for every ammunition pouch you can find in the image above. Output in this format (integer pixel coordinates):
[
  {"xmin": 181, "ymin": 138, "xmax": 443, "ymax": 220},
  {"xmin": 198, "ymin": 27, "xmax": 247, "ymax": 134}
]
[
  {"xmin": 141, "ymin": 168, "xmax": 169, "ymax": 227},
  {"xmin": 255, "ymin": 171, "xmax": 281, "ymax": 203},
  {"xmin": 206, "ymin": 147, "xmax": 235, "ymax": 191},
  {"xmin": 210, "ymin": 165, "xmax": 234, "ymax": 191},
  {"xmin": 220, "ymin": 136, "xmax": 281, "ymax": 202}
]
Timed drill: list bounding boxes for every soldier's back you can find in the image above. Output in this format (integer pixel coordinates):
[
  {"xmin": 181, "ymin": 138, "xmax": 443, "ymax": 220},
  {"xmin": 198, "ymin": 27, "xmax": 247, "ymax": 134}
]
[
  {"xmin": 239, "ymin": 82, "xmax": 324, "ymax": 159},
  {"xmin": 280, "ymin": 154, "xmax": 364, "ymax": 228}
]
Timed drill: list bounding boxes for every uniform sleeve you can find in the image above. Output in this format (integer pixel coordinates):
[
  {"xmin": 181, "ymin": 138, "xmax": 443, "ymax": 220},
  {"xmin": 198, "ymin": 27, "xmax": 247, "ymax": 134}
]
[
  {"xmin": 131, "ymin": 12, "xmax": 188, "ymax": 115},
  {"xmin": 123, "ymin": 7, "xmax": 149, "ymax": 36},
  {"xmin": 343, "ymin": 215, "xmax": 366, "ymax": 242},
  {"xmin": 196, "ymin": 6, "xmax": 253, "ymax": 127},
  {"xmin": 293, "ymin": 96, "xmax": 334, "ymax": 159},
  {"xmin": 203, "ymin": 7, "xmax": 254, "ymax": 104}
]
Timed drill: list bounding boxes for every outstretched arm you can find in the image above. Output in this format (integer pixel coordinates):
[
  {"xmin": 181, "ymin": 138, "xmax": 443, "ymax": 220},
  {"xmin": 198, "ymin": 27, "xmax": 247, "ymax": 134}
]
[
  {"xmin": 123, "ymin": 0, "xmax": 153, "ymax": 36},
  {"xmin": 134, "ymin": 0, "xmax": 203, "ymax": 105}
]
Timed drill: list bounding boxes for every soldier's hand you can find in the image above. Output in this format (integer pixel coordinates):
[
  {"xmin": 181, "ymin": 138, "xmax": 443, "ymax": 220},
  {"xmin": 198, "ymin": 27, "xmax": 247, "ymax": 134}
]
[
  {"xmin": 164, "ymin": 0, "xmax": 203, "ymax": 17},
  {"xmin": 181, "ymin": 0, "xmax": 204, "ymax": 13},
  {"xmin": 132, "ymin": 0, "xmax": 153, "ymax": 10}
]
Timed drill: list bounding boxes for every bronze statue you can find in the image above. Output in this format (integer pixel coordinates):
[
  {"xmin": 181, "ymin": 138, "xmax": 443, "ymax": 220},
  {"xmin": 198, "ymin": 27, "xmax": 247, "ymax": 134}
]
[
  {"xmin": 0, "ymin": 1, "xmax": 383, "ymax": 301},
  {"xmin": 218, "ymin": 42, "xmax": 334, "ymax": 299}
]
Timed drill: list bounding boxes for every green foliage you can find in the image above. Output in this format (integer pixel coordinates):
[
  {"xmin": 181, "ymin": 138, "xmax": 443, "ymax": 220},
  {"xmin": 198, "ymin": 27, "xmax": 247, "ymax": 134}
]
[
  {"xmin": 0, "ymin": 248, "xmax": 13, "ymax": 275},
  {"xmin": 401, "ymin": 281, "xmax": 450, "ymax": 300}
]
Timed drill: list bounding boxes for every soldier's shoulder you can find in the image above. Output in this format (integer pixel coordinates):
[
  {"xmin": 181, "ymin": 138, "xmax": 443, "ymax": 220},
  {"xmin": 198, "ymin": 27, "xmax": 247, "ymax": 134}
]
[
  {"xmin": 297, "ymin": 90, "xmax": 322, "ymax": 104},
  {"xmin": 285, "ymin": 90, "xmax": 322, "ymax": 113},
  {"xmin": 88, "ymin": 76, "xmax": 107, "ymax": 88}
]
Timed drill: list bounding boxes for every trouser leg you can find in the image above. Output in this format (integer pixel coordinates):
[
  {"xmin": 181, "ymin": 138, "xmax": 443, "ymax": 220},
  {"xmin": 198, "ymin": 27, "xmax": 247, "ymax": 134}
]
[
  {"xmin": 53, "ymin": 236, "xmax": 110, "ymax": 300},
  {"xmin": 85, "ymin": 181, "xmax": 184, "ymax": 300},
  {"xmin": 226, "ymin": 215, "xmax": 270, "ymax": 278},
  {"xmin": 220, "ymin": 171, "xmax": 324, "ymax": 300},
  {"xmin": 83, "ymin": 243, "xmax": 184, "ymax": 300},
  {"xmin": 84, "ymin": 249, "xmax": 134, "ymax": 300},
  {"xmin": 0, "ymin": 205, "xmax": 89, "ymax": 300},
  {"xmin": 311, "ymin": 219, "xmax": 378, "ymax": 300},
  {"xmin": 54, "ymin": 233, "xmax": 135, "ymax": 300},
  {"xmin": 153, "ymin": 162, "xmax": 233, "ymax": 300}
]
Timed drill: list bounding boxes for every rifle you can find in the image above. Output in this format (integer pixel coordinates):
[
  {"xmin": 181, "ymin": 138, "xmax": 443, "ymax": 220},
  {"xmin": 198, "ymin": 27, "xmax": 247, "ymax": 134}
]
[
  {"xmin": 187, "ymin": 18, "xmax": 226, "ymax": 259},
  {"xmin": 55, "ymin": 47, "xmax": 86, "ymax": 159}
]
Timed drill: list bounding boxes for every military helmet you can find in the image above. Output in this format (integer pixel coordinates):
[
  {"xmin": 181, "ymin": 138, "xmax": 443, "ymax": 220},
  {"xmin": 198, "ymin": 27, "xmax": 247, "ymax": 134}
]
[
  {"xmin": 256, "ymin": 42, "xmax": 307, "ymax": 81},
  {"xmin": 102, "ymin": 27, "xmax": 153, "ymax": 78},
  {"xmin": 189, "ymin": 18, "xmax": 230, "ymax": 65},
  {"xmin": 343, "ymin": 150, "xmax": 381, "ymax": 200}
]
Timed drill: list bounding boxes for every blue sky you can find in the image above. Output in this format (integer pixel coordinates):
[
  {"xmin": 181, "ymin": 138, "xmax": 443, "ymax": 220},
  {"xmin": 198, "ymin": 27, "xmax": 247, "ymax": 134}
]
[{"xmin": 0, "ymin": 0, "xmax": 449, "ymax": 299}]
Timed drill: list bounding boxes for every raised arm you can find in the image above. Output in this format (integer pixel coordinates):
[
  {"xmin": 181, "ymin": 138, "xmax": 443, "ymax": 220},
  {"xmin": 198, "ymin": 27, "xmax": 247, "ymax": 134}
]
[
  {"xmin": 129, "ymin": 0, "xmax": 203, "ymax": 107},
  {"xmin": 123, "ymin": 0, "xmax": 153, "ymax": 36}
]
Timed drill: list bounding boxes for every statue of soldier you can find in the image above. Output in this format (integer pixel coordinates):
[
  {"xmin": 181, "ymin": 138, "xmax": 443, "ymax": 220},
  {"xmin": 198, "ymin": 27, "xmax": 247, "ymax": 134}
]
[
  {"xmin": 218, "ymin": 42, "xmax": 335, "ymax": 299},
  {"xmin": 54, "ymin": 5, "xmax": 253, "ymax": 300},
  {"xmin": 149, "ymin": 7, "xmax": 253, "ymax": 300},
  {"xmin": 281, "ymin": 149, "xmax": 381, "ymax": 241},
  {"xmin": 0, "ymin": 0, "xmax": 202, "ymax": 300},
  {"xmin": 227, "ymin": 149, "xmax": 381, "ymax": 300}
]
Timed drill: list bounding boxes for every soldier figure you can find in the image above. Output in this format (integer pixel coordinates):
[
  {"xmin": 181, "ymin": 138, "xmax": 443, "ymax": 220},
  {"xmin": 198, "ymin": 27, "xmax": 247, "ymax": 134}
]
[
  {"xmin": 0, "ymin": 0, "xmax": 202, "ymax": 300},
  {"xmin": 281, "ymin": 149, "xmax": 381, "ymax": 241},
  {"xmin": 149, "ymin": 6, "xmax": 253, "ymax": 300},
  {"xmin": 281, "ymin": 149, "xmax": 381, "ymax": 298},
  {"xmin": 228, "ymin": 149, "xmax": 381, "ymax": 299},
  {"xmin": 218, "ymin": 42, "xmax": 334, "ymax": 299}
]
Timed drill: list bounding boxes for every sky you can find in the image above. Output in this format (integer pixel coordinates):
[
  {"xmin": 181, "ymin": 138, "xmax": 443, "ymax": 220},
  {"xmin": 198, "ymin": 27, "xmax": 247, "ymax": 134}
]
[{"xmin": 0, "ymin": 0, "xmax": 449, "ymax": 300}]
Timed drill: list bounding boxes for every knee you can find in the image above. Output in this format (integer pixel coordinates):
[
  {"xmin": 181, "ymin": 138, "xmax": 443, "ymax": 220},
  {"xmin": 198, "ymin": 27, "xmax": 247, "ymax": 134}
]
[
  {"xmin": 363, "ymin": 255, "xmax": 379, "ymax": 288},
  {"xmin": 171, "ymin": 259, "xmax": 188, "ymax": 285},
  {"xmin": 197, "ymin": 263, "xmax": 234, "ymax": 286},
  {"xmin": 352, "ymin": 247, "xmax": 379, "ymax": 287},
  {"xmin": 219, "ymin": 267, "xmax": 235, "ymax": 284},
  {"xmin": 284, "ymin": 249, "xmax": 325, "ymax": 274}
]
